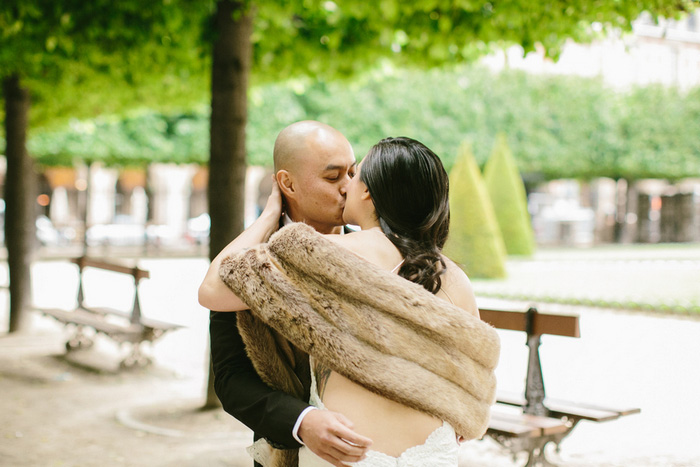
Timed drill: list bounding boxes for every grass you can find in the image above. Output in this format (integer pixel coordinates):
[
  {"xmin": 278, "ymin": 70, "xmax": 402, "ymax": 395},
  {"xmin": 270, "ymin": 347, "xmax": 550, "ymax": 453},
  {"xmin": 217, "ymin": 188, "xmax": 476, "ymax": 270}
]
[{"xmin": 470, "ymin": 242, "xmax": 700, "ymax": 315}]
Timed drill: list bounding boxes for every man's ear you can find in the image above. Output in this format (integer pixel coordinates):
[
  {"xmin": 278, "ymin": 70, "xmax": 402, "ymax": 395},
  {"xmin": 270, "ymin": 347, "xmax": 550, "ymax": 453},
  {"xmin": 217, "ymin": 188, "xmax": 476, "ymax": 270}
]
[{"xmin": 276, "ymin": 170, "xmax": 296, "ymax": 199}]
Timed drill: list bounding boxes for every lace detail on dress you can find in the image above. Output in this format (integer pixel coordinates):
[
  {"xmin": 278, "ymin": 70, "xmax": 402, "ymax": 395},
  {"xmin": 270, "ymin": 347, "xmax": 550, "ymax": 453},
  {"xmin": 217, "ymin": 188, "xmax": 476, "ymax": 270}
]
[
  {"xmin": 309, "ymin": 356, "xmax": 326, "ymax": 409},
  {"xmin": 247, "ymin": 438, "xmax": 273, "ymax": 466},
  {"xmin": 300, "ymin": 357, "xmax": 459, "ymax": 467},
  {"xmin": 349, "ymin": 422, "xmax": 458, "ymax": 467}
]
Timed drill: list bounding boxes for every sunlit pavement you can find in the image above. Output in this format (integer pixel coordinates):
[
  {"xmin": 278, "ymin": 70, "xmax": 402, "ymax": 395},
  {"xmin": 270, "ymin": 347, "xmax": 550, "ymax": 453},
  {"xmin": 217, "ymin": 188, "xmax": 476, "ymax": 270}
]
[{"xmin": 1, "ymin": 255, "xmax": 700, "ymax": 466}]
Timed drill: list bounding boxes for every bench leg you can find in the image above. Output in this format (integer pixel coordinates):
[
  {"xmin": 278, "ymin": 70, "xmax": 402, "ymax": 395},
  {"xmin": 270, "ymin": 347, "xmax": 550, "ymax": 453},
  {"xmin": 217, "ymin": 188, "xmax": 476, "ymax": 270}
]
[
  {"xmin": 549, "ymin": 419, "xmax": 581, "ymax": 454},
  {"xmin": 524, "ymin": 438, "xmax": 558, "ymax": 467},
  {"xmin": 65, "ymin": 326, "xmax": 95, "ymax": 351},
  {"xmin": 489, "ymin": 435, "xmax": 560, "ymax": 467},
  {"xmin": 119, "ymin": 342, "xmax": 153, "ymax": 369}
]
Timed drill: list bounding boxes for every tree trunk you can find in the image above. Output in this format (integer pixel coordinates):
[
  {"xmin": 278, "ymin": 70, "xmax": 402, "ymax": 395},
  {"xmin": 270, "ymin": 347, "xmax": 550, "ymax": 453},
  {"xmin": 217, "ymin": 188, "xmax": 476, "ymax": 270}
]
[
  {"xmin": 3, "ymin": 74, "xmax": 35, "ymax": 333},
  {"xmin": 204, "ymin": 0, "xmax": 253, "ymax": 409}
]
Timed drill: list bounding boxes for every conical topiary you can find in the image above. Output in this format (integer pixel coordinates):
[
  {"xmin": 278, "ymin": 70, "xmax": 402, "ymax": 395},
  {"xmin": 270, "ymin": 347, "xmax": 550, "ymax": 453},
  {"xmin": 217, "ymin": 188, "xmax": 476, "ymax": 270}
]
[
  {"xmin": 484, "ymin": 134, "xmax": 536, "ymax": 256},
  {"xmin": 444, "ymin": 142, "xmax": 507, "ymax": 279}
]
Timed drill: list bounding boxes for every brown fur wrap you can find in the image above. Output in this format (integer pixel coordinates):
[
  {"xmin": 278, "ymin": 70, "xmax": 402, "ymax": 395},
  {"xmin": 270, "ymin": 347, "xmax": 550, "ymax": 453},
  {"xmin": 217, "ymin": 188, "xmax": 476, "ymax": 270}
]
[{"xmin": 220, "ymin": 223, "xmax": 500, "ymax": 464}]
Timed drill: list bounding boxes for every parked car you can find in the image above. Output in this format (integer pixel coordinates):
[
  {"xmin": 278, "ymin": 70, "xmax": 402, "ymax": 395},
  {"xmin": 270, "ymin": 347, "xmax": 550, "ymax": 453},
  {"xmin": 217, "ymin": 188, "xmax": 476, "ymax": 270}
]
[
  {"xmin": 86, "ymin": 215, "xmax": 147, "ymax": 246},
  {"xmin": 36, "ymin": 215, "xmax": 74, "ymax": 246},
  {"xmin": 186, "ymin": 213, "xmax": 210, "ymax": 245}
]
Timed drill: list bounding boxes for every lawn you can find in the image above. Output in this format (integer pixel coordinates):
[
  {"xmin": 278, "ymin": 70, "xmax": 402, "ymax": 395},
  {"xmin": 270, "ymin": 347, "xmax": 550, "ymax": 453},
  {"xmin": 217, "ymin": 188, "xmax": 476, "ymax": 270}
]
[{"xmin": 470, "ymin": 242, "xmax": 700, "ymax": 314}]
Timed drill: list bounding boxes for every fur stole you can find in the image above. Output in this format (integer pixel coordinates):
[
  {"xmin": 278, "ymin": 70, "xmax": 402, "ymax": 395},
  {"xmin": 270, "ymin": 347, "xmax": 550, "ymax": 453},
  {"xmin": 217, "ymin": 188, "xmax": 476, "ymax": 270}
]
[{"xmin": 220, "ymin": 223, "xmax": 500, "ymax": 465}]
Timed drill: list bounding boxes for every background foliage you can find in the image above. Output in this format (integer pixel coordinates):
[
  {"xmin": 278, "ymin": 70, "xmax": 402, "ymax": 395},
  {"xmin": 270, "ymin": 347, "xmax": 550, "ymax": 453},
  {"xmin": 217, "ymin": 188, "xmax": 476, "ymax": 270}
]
[
  {"xmin": 25, "ymin": 66, "xmax": 700, "ymax": 180},
  {"xmin": 0, "ymin": 0, "xmax": 212, "ymax": 129},
  {"xmin": 444, "ymin": 142, "xmax": 507, "ymax": 279},
  {"xmin": 484, "ymin": 134, "xmax": 535, "ymax": 256}
]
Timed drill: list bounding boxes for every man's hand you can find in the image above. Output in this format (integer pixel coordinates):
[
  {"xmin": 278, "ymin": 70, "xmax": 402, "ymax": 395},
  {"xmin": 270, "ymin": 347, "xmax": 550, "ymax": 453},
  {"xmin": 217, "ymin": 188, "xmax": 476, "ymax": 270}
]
[{"xmin": 298, "ymin": 409, "xmax": 373, "ymax": 467}]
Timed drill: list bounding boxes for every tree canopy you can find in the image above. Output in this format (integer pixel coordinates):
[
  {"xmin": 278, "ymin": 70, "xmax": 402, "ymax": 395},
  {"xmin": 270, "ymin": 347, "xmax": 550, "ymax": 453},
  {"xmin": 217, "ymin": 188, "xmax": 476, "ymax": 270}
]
[
  {"xmin": 0, "ymin": 1, "xmax": 211, "ymax": 128},
  {"xmin": 2, "ymin": 0, "xmax": 696, "ymax": 131}
]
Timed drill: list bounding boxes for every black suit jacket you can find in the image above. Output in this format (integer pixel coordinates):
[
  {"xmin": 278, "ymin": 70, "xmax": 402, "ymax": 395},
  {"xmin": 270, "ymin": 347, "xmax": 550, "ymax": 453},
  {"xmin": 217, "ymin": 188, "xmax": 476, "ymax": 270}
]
[
  {"xmin": 210, "ymin": 310, "xmax": 308, "ymax": 448},
  {"xmin": 209, "ymin": 224, "xmax": 354, "ymax": 455}
]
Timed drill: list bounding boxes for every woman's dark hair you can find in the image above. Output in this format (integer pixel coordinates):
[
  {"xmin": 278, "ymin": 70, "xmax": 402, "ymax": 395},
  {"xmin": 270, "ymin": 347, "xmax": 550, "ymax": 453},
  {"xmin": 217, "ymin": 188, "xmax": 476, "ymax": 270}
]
[{"xmin": 360, "ymin": 137, "xmax": 450, "ymax": 294}]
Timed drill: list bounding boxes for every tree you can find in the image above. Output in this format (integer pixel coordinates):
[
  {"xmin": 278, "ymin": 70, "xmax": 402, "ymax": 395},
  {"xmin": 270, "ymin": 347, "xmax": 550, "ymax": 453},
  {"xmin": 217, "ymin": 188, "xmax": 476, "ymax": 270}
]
[
  {"xmin": 1, "ymin": 1, "xmax": 209, "ymax": 332},
  {"xmin": 444, "ymin": 142, "xmax": 507, "ymax": 279},
  {"xmin": 3, "ymin": 75, "xmax": 35, "ymax": 332},
  {"xmin": 484, "ymin": 133, "xmax": 535, "ymax": 256}
]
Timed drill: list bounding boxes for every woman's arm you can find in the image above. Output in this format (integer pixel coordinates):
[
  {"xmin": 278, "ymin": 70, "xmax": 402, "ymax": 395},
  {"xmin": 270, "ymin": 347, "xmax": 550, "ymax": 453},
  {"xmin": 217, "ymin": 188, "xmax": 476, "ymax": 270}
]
[{"xmin": 198, "ymin": 179, "xmax": 282, "ymax": 311}]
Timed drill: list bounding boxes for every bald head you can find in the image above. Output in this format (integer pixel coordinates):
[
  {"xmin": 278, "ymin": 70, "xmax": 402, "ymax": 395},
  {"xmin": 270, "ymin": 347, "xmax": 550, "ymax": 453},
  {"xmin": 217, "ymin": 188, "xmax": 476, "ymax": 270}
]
[
  {"xmin": 273, "ymin": 121, "xmax": 352, "ymax": 172},
  {"xmin": 272, "ymin": 120, "xmax": 356, "ymax": 233}
]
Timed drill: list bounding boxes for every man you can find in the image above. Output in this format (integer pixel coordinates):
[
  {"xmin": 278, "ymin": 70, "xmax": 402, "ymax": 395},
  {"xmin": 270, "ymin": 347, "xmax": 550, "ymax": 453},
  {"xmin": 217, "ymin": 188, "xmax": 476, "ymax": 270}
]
[{"xmin": 206, "ymin": 121, "xmax": 372, "ymax": 467}]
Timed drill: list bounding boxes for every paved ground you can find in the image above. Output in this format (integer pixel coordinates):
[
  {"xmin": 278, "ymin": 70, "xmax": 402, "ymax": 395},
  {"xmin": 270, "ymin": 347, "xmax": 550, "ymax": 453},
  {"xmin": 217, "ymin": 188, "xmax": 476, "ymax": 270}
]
[{"xmin": 1, "ymin": 251, "xmax": 700, "ymax": 466}]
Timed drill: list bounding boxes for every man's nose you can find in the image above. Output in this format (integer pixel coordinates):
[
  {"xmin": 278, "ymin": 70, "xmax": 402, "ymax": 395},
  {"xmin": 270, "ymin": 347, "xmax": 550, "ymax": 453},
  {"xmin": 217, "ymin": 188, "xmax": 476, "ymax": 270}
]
[{"xmin": 339, "ymin": 176, "xmax": 350, "ymax": 195}]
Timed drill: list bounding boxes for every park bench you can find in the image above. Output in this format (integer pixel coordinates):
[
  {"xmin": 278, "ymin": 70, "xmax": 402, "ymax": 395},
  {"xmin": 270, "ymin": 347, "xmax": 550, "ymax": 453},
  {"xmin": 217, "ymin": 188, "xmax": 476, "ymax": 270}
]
[
  {"xmin": 33, "ymin": 256, "xmax": 182, "ymax": 369},
  {"xmin": 480, "ymin": 305, "xmax": 641, "ymax": 467}
]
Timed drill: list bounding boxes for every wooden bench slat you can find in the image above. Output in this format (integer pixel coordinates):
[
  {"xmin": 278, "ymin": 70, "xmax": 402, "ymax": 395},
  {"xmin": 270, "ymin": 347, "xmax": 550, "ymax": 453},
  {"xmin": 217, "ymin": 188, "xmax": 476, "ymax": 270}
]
[
  {"xmin": 516, "ymin": 414, "xmax": 570, "ymax": 435},
  {"xmin": 82, "ymin": 306, "xmax": 181, "ymax": 331},
  {"xmin": 71, "ymin": 257, "xmax": 150, "ymax": 280},
  {"xmin": 487, "ymin": 417, "xmax": 541, "ymax": 438},
  {"xmin": 546, "ymin": 399, "xmax": 639, "ymax": 421},
  {"xmin": 547, "ymin": 398, "xmax": 642, "ymax": 417},
  {"xmin": 489, "ymin": 409, "xmax": 569, "ymax": 438},
  {"xmin": 480, "ymin": 308, "xmax": 580, "ymax": 337},
  {"xmin": 546, "ymin": 405, "xmax": 619, "ymax": 422},
  {"xmin": 496, "ymin": 392, "xmax": 526, "ymax": 407},
  {"xmin": 490, "ymin": 405, "xmax": 570, "ymax": 435},
  {"xmin": 138, "ymin": 317, "xmax": 182, "ymax": 331},
  {"xmin": 80, "ymin": 305, "xmax": 133, "ymax": 319},
  {"xmin": 496, "ymin": 392, "xmax": 630, "ymax": 422},
  {"xmin": 35, "ymin": 307, "xmax": 144, "ymax": 338}
]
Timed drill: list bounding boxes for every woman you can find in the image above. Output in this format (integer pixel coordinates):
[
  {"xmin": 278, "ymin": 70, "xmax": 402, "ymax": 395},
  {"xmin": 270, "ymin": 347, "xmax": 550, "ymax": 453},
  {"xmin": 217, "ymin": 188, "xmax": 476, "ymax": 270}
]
[{"xmin": 200, "ymin": 137, "xmax": 497, "ymax": 466}]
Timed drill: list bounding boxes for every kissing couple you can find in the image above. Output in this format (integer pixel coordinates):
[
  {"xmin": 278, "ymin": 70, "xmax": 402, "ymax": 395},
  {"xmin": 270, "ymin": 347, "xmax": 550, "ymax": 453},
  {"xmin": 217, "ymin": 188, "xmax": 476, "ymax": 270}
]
[{"xmin": 199, "ymin": 121, "xmax": 500, "ymax": 467}]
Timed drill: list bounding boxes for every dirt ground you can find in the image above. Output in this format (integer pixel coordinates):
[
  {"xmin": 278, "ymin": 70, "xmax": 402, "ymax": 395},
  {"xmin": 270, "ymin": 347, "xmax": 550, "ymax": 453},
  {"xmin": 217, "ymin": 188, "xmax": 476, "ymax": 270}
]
[
  {"xmin": 2, "ymin": 321, "xmax": 700, "ymax": 467},
  {"xmin": 2, "ymin": 257, "xmax": 700, "ymax": 467},
  {"xmin": 0, "ymin": 331, "xmax": 254, "ymax": 467}
]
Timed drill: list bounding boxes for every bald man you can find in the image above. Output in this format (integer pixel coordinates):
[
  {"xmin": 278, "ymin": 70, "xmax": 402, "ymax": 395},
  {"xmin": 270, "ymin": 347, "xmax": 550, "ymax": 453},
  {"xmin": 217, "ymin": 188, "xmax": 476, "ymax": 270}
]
[{"xmin": 207, "ymin": 121, "xmax": 371, "ymax": 467}]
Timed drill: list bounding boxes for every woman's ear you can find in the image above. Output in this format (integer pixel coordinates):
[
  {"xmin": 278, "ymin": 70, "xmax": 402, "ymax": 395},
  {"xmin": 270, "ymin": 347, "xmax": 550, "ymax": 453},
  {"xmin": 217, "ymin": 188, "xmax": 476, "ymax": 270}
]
[
  {"xmin": 361, "ymin": 185, "xmax": 372, "ymax": 201},
  {"xmin": 276, "ymin": 170, "xmax": 295, "ymax": 198}
]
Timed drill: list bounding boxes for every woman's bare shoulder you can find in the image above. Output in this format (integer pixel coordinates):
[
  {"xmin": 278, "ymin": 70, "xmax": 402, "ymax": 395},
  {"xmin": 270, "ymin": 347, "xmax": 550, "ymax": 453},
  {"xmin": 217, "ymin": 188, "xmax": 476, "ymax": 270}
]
[
  {"xmin": 440, "ymin": 255, "xmax": 479, "ymax": 319},
  {"xmin": 326, "ymin": 230, "xmax": 401, "ymax": 270},
  {"xmin": 325, "ymin": 230, "xmax": 374, "ymax": 249},
  {"xmin": 325, "ymin": 231, "xmax": 380, "ymax": 261}
]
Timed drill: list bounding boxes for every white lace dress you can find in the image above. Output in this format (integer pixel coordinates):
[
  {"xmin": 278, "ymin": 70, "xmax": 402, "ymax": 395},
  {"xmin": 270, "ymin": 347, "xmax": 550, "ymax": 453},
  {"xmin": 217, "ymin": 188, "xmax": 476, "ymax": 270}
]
[{"xmin": 297, "ymin": 358, "xmax": 459, "ymax": 467}]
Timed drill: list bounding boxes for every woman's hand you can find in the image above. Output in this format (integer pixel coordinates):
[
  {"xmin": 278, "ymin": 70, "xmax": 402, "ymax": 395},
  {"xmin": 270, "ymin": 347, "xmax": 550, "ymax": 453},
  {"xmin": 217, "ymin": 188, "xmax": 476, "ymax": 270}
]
[
  {"xmin": 198, "ymin": 175, "xmax": 285, "ymax": 312},
  {"xmin": 258, "ymin": 177, "xmax": 283, "ymax": 241},
  {"xmin": 262, "ymin": 176, "xmax": 283, "ymax": 220}
]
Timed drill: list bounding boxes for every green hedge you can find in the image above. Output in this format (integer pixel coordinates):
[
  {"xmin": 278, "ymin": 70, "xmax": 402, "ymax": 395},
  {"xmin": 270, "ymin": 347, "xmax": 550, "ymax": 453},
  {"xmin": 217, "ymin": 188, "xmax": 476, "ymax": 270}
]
[
  {"xmin": 22, "ymin": 66, "xmax": 700, "ymax": 180},
  {"xmin": 444, "ymin": 142, "xmax": 507, "ymax": 279},
  {"xmin": 484, "ymin": 134, "xmax": 535, "ymax": 256}
]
